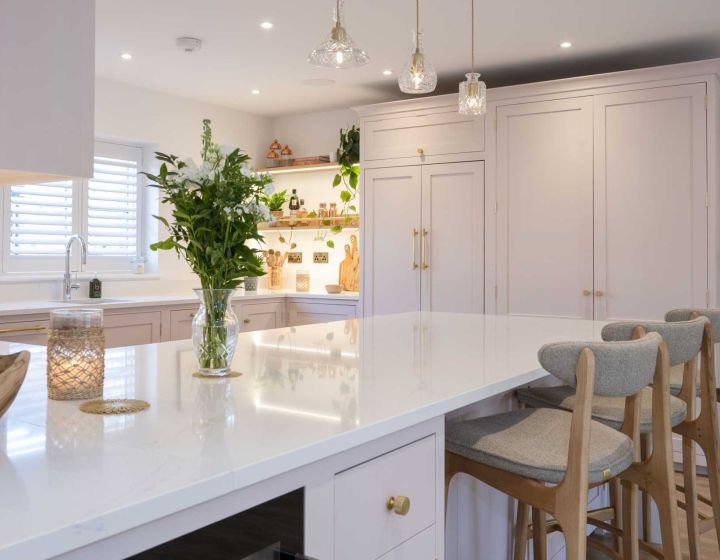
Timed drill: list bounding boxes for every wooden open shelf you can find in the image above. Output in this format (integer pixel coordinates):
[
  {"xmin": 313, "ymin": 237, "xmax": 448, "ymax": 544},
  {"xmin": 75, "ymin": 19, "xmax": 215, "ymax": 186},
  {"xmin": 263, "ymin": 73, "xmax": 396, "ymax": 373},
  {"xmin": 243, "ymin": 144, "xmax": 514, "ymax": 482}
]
[
  {"xmin": 259, "ymin": 214, "xmax": 359, "ymax": 231},
  {"xmin": 256, "ymin": 162, "xmax": 340, "ymax": 174}
]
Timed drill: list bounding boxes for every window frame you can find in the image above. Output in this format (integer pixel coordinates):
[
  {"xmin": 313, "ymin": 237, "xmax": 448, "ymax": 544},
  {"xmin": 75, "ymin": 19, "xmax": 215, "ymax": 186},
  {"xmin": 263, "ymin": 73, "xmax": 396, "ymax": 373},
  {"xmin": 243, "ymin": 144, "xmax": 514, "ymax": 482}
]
[{"xmin": 0, "ymin": 139, "xmax": 146, "ymax": 275}]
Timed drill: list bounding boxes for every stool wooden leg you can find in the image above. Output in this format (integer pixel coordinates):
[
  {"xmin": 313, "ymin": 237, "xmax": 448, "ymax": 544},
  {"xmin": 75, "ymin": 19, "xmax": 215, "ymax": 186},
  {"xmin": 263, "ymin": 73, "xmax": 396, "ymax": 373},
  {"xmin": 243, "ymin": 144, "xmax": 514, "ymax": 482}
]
[
  {"xmin": 531, "ymin": 508, "xmax": 547, "ymax": 560},
  {"xmin": 609, "ymin": 479, "xmax": 622, "ymax": 552},
  {"xmin": 622, "ymin": 480, "xmax": 639, "ymax": 560},
  {"xmin": 640, "ymin": 433, "xmax": 652, "ymax": 542},
  {"xmin": 702, "ymin": 434, "xmax": 720, "ymax": 553},
  {"xmin": 683, "ymin": 436, "xmax": 701, "ymax": 560},
  {"xmin": 513, "ymin": 501, "xmax": 529, "ymax": 560}
]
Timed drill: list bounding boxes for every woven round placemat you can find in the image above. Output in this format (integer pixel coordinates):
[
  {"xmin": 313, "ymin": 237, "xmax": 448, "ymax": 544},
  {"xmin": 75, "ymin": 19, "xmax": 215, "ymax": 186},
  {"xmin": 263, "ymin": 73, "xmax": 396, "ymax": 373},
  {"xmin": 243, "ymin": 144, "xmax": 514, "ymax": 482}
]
[
  {"xmin": 79, "ymin": 399, "xmax": 150, "ymax": 415},
  {"xmin": 192, "ymin": 371, "xmax": 242, "ymax": 379}
]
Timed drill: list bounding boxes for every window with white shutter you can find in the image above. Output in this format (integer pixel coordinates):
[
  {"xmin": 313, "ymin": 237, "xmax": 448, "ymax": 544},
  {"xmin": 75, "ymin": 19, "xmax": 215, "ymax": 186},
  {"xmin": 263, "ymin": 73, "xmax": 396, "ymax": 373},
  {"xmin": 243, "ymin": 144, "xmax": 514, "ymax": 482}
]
[
  {"xmin": 85, "ymin": 141, "xmax": 143, "ymax": 266},
  {"xmin": 1, "ymin": 140, "xmax": 146, "ymax": 274}
]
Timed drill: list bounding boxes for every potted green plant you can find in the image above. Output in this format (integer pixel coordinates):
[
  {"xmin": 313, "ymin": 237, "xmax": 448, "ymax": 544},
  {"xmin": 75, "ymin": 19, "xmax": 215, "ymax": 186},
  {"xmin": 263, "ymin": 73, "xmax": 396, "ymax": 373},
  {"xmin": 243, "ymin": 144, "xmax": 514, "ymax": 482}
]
[
  {"xmin": 142, "ymin": 119, "xmax": 273, "ymax": 376},
  {"xmin": 262, "ymin": 190, "xmax": 287, "ymax": 220}
]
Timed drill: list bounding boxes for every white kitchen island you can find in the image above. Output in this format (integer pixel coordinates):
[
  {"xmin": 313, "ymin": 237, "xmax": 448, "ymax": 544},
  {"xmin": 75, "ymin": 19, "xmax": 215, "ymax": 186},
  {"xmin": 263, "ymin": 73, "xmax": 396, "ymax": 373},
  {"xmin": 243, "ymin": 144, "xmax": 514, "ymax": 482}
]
[{"xmin": 0, "ymin": 312, "xmax": 607, "ymax": 560}]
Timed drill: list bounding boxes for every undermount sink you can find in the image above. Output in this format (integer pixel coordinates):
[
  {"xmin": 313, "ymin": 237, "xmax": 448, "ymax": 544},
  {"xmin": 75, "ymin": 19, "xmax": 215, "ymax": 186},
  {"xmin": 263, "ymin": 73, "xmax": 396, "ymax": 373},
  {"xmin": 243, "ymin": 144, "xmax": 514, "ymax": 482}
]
[{"xmin": 49, "ymin": 298, "xmax": 130, "ymax": 305}]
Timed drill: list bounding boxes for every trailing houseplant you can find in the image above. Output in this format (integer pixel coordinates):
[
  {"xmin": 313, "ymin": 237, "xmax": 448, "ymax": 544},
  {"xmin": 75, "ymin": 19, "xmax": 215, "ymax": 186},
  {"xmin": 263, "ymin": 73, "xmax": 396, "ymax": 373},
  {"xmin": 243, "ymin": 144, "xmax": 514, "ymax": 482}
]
[
  {"xmin": 309, "ymin": 125, "xmax": 360, "ymax": 248},
  {"xmin": 143, "ymin": 119, "xmax": 273, "ymax": 375}
]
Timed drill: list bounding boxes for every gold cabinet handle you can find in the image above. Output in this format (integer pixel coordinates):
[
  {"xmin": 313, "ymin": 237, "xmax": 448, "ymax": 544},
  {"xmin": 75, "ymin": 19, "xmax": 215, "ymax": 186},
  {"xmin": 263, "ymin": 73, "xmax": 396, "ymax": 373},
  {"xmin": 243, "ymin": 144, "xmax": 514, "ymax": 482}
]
[
  {"xmin": 386, "ymin": 495, "xmax": 411, "ymax": 516},
  {"xmin": 189, "ymin": 313, "xmax": 195, "ymax": 318},
  {"xmin": 595, "ymin": 290, "xmax": 604, "ymax": 297},
  {"xmin": 582, "ymin": 289, "xmax": 591, "ymax": 296},
  {"xmin": 243, "ymin": 318, "xmax": 251, "ymax": 324},
  {"xmin": 421, "ymin": 229, "xmax": 429, "ymax": 270},
  {"xmin": 417, "ymin": 147, "xmax": 424, "ymax": 155},
  {"xmin": 0, "ymin": 325, "xmax": 46, "ymax": 335},
  {"xmin": 412, "ymin": 228, "xmax": 419, "ymax": 270}
]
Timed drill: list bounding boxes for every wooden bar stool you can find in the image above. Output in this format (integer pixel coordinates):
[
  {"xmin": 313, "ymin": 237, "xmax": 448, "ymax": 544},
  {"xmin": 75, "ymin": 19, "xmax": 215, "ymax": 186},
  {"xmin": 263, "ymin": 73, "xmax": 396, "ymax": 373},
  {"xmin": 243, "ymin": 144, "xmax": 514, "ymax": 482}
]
[
  {"xmin": 446, "ymin": 333, "xmax": 663, "ymax": 559},
  {"xmin": 665, "ymin": 309, "xmax": 720, "ymax": 559},
  {"xmin": 518, "ymin": 318, "xmax": 707, "ymax": 559}
]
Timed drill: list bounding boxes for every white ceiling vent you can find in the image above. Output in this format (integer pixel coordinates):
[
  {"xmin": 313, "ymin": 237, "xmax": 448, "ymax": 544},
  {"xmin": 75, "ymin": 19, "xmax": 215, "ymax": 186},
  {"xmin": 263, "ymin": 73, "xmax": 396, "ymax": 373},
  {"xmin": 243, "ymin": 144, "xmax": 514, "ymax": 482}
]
[{"xmin": 175, "ymin": 37, "xmax": 202, "ymax": 53}]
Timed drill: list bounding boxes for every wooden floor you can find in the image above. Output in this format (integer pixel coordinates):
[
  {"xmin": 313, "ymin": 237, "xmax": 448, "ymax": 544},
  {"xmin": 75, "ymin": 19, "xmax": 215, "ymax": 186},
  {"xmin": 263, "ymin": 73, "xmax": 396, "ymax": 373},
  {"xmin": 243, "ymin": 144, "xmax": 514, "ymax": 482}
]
[{"xmin": 588, "ymin": 474, "xmax": 719, "ymax": 559}]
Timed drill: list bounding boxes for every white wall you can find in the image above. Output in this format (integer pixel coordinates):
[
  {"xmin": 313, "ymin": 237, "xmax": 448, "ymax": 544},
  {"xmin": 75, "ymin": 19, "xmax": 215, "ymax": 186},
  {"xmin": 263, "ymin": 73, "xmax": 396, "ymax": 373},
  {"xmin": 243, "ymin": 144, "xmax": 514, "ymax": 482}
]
[
  {"xmin": 271, "ymin": 108, "xmax": 357, "ymax": 159},
  {"xmin": 0, "ymin": 78, "xmax": 273, "ymax": 303}
]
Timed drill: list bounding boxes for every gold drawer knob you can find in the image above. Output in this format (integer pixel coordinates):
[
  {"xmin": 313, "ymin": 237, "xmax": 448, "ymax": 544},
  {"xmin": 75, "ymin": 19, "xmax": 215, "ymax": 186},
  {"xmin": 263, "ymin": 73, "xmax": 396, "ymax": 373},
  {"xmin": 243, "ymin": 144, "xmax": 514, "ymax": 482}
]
[
  {"xmin": 595, "ymin": 290, "xmax": 605, "ymax": 297},
  {"xmin": 582, "ymin": 289, "xmax": 591, "ymax": 296},
  {"xmin": 417, "ymin": 147, "xmax": 424, "ymax": 155},
  {"xmin": 386, "ymin": 495, "xmax": 410, "ymax": 516},
  {"xmin": 243, "ymin": 318, "xmax": 251, "ymax": 324}
]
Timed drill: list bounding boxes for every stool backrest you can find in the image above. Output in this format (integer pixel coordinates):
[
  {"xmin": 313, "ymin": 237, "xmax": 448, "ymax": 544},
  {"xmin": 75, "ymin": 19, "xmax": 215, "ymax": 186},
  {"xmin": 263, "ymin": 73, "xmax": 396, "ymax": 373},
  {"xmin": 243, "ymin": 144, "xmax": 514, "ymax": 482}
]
[
  {"xmin": 665, "ymin": 308, "xmax": 720, "ymax": 344},
  {"xmin": 601, "ymin": 317, "xmax": 707, "ymax": 367},
  {"xmin": 538, "ymin": 333, "xmax": 661, "ymax": 397}
]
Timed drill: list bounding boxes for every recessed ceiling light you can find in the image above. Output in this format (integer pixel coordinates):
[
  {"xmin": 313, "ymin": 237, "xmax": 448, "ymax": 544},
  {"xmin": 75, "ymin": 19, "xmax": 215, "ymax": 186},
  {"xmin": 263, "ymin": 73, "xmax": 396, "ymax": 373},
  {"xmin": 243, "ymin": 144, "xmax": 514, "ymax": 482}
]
[
  {"xmin": 260, "ymin": 21, "xmax": 274, "ymax": 30},
  {"xmin": 382, "ymin": 69, "xmax": 393, "ymax": 76},
  {"xmin": 120, "ymin": 52, "xmax": 133, "ymax": 60},
  {"xmin": 560, "ymin": 41, "xmax": 572, "ymax": 49},
  {"xmin": 251, "ymin": 89, "xmax": 261, "ymax": 95}
]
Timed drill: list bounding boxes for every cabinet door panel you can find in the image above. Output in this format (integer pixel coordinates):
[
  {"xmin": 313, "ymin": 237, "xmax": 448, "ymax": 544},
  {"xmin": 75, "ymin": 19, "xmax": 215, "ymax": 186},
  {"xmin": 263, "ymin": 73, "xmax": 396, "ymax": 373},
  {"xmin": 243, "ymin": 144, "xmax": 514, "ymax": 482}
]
[
  {"xmin": 421, "ymin": 161, "xmax": 484, "ymax": 313},
  {"xmin": 287, "ymin": 301, "xmax": 357, "ymax": 327},
  {"xmin": 364, "ymin": 167, "xmax": 422, "ymax": 315},
  {"xmin": 104, "ymin": 311, "xmax": 162, "ymax": 348},
  {"xmin": 236, "ymin": 301, "xmax": 283, "ymax": 332},
  {"xmin": 594, "ymin": 83, "xmax": 708, "ymax": 320},
  {"xmin": 168, "ymin": 307, "xmax": 198, "ymax": 341},
  {"xmin": 364, "ymin": 111, "xmax": 484, "ymax": 161},
  {"xmin": 496, "ymin": 97, "xmax": 594, "ymax": 319}
]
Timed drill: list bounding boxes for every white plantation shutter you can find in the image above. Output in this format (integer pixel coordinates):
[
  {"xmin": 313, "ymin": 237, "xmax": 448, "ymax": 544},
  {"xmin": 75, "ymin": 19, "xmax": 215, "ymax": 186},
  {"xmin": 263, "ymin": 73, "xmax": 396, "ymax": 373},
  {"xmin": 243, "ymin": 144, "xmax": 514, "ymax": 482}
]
[
  {"xmin": 87, "ymin": 143, "xmax": 142, "ymax": 258},
  {"xmin": 1, "ymin": 140, "xmax": 145, "ymax": 273},
  {"xmin": 8, "ymin": 180, "xmax": 74, "ymax": 256}
]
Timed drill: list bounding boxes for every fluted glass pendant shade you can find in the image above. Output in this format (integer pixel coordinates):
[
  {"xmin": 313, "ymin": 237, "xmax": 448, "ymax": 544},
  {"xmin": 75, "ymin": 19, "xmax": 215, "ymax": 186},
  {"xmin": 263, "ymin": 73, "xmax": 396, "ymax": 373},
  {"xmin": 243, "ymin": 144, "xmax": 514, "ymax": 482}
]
[
  {"xmin": 398, "ymin": 33, "xmax": 437, "ymax": 94},
  {"xmin": 307, "ymin": 0, "xmax": 369, "ymax": 68},
  {"xmin": 458, "ymin": 0, "xmax": 486, "ymax": 114},
  {"xmin": 459, "ymin": 72, "xmax": 487, "ymax": 115}
]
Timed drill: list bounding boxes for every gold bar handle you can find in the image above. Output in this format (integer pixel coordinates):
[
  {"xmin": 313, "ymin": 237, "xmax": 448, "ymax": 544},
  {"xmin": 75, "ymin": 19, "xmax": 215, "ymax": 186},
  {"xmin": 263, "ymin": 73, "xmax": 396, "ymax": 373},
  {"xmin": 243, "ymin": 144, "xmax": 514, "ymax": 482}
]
[
  {"xmin": 421, "ymin": 229, "xmax": 429, "ymax": 270},
  {"xmin": 0, "ymin": 325, "xmax": 47, "ymax": 335},
  {"xmin": 412, "ymin": 229, "xmax": 419, "ymax": 270}
]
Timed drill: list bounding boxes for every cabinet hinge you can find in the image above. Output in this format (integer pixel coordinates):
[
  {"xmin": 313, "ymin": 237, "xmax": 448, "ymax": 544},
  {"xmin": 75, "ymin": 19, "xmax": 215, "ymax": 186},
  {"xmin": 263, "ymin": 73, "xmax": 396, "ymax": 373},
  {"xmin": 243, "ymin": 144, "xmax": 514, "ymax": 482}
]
[
  {"xmin": 706, "ymin": 191, "xmax": 710, "ymax": 208},
  {"xmin": 706, "ymin": 290, "xmax": 711, "ymax": 307},
  {"xmin": 705, "ymin": 95, "xmax": 709, "ymax": 111}
]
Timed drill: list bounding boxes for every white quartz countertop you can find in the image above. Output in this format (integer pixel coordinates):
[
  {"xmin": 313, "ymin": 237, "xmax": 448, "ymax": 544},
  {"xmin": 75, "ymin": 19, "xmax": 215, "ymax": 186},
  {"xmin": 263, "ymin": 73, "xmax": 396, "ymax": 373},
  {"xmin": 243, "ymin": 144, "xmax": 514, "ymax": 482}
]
[
  {"xmin": 0, "ymin": 289, "xmax": 359, "ymax": 317},
  {"xmin": 0, "ymin": 312, "xmax": 605, "ymax": 560}
]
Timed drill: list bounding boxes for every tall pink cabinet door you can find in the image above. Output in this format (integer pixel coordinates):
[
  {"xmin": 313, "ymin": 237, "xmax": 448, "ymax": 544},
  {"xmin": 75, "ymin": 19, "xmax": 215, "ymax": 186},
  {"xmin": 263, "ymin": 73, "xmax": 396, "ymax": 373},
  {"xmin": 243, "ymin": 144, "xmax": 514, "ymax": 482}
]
[
  {"xmin": 363, "ymin": 166, "xmax": 422, "ymax": 315},
  {"xmin": 420, "ymin": 161, "xmax": 484, "ymax": 313},
  {"xmin": 496, "ymin": 97, "xmax": 595, "ymax": 319},
  {"xmin": 594, "ymin": 83, "xmax": 708, "ymax": 321}
]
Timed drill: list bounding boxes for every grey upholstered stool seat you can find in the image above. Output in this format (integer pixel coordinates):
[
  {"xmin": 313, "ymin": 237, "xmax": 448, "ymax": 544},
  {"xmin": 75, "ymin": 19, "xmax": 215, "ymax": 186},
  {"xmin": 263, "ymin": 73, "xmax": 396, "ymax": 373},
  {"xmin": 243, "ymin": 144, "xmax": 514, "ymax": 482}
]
[
  {"xmin": 517, "ymin": 385, "xmax": 687, "ymax": 432},
  {"xmin": 446, "ymin": 407, "xmax": 633, "ymax": 484}
]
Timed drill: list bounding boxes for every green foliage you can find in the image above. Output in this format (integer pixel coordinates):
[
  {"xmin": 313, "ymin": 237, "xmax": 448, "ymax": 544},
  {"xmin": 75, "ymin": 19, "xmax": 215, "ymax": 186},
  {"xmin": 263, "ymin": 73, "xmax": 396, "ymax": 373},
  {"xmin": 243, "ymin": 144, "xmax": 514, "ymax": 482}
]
[
  {"xmin": 336, "ymin": 125, "xmax": 359, "ymax": 167},
  {"xmin": 142, "ymin": 120, "xmax": 273, "ymax": 290},
  {"xmin": 326, "ymin": 125, "xmax": 361, "ymax": 243},
  {"xmin": 262, "ymin": 190, "xmax": 287, "ymax": 212}
]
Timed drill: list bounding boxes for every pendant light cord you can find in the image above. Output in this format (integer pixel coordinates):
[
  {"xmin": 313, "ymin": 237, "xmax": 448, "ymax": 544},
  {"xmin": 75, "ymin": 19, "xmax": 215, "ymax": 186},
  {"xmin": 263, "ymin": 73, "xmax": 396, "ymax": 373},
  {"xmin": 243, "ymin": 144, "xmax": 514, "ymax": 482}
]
[
  {"xmin": 336, "ymin": 0, "xmax": 340, "ymax": 24},
  {"xmin": 416, "ymin": 0, "xmax": 420, "ymax": 52},
  {"xmin": 471, "ymin": 0, "xmax": 475, "ymax": 72}
]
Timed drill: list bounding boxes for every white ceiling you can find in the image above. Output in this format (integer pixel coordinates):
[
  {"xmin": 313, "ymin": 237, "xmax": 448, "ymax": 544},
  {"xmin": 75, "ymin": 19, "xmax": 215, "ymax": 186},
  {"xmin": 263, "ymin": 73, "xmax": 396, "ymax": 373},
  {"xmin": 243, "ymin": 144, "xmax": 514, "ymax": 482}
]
[{"xmin": 96, "ymin": 0, "xmax": 720, "ymax": 117}]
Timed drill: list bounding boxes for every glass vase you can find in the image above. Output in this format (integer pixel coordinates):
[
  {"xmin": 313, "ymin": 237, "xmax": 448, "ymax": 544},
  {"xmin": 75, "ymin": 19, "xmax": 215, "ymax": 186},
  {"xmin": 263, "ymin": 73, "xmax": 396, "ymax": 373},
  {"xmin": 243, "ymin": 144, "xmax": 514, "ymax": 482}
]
[{"xmin": 192, "ymin": 289, "xmax": 239, "ymax": 376}]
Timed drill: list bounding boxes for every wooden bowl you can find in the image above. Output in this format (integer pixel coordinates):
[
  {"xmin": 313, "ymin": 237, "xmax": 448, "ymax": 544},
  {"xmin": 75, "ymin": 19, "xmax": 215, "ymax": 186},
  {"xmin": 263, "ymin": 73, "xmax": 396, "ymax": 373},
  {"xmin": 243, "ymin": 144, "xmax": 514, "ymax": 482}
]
[
  {"xmin": 325, "ymin": 284, "xmax": 342, "ymax": 294},
  {"xmin": 0, "ymin": 351, "xmax": 31, "ymax": 418}
]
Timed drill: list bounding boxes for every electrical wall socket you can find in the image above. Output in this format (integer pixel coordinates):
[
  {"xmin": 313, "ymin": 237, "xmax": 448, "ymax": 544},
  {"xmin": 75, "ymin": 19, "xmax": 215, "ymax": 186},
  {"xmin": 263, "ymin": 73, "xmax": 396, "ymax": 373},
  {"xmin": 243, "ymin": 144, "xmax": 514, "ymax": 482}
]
[
  {"xmin": 287, "ymin": 252, "xmax": 302, "ymax": 264},
  {"xmin": 313, "ymin": 252, "xmax": 329, "ymax": 264}
]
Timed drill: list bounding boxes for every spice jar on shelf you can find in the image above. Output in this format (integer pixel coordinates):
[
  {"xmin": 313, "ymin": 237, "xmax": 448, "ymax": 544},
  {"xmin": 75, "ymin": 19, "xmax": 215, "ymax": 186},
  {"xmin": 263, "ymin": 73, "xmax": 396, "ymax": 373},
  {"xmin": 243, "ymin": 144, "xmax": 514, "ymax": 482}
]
[
  {"xmin": 318, "ymin": 203, "xmax": 328, "ymax": 218},
  {"xmin": 329, "ymin": 202, "xmax": 337, "ymax": 218}
]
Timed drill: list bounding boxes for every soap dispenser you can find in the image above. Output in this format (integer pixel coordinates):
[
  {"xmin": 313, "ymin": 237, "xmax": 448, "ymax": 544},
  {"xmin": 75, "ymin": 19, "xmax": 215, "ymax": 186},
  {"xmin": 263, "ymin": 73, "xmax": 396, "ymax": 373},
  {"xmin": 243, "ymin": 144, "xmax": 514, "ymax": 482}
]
[{"xmin": 89, "ymin": 276, "xmax": 102, "ymax": 299}]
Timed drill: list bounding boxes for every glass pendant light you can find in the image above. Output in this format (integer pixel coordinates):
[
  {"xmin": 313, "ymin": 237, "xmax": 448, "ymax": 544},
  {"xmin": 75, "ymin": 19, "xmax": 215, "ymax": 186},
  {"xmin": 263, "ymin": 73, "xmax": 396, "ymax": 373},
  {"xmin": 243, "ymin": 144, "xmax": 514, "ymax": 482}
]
[
  {"xmin": 458, "ymin": 0, "xmax": 486, "ymax": 114},
  {"xmin": 307, "ymin": 0, "xmax": 369, "ymax": 69},
  {"xmin": 398, "ymin": 0, "xmax": 437, "ymax": 94}
]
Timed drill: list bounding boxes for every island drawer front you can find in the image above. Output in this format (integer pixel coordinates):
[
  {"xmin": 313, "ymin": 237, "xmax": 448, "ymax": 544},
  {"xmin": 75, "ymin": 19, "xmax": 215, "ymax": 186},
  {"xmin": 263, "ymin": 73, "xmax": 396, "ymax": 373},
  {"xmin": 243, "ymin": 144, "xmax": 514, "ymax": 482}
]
[
  {"xmin": 287, "ymin": 301, "xmax": 357, "ymax": 326},
  {"xmin": 376, "ymin": 525, "xmax": 435, "ymax": 560},
  {"xmin": 334, "ymin": 435, "xmax": 436, "ymax": 560}
]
